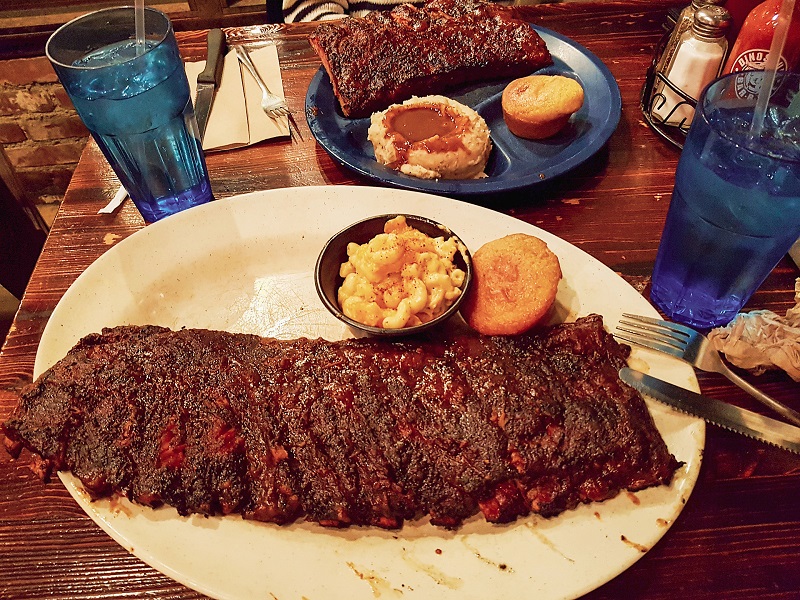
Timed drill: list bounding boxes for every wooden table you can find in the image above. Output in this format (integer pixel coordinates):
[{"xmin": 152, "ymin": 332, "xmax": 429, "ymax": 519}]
[{"xmin": 2, "ymin": 2, "xmax": 798, "ymax": 598}]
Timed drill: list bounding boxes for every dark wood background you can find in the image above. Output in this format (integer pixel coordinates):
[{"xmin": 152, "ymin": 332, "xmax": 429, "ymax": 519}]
[{"xmin": 1, "ymin": 2, "xmax": 798, "ymax": 598}]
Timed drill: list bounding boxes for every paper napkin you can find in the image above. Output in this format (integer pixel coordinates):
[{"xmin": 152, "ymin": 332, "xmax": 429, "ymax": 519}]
[
  {"xmin": 185, "ymin": 43, "xmax": 290, "ymax": 150},
  {"xmin": 708, "ymin": 278, "xmax": 800, "ymax": 381},
  {"xmin": 790, "ymin": 237, "xmax": 800, "ymax": 269}
]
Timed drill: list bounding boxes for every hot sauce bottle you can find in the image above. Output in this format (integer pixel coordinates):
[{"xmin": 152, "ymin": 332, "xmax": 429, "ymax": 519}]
[
  {"xmin": 723, "ymin": 0, "xmax": 764, "ymax": 43},
  {"xmin": 722, "ymin": 0, "xmax": 800, "ymax": 73}
]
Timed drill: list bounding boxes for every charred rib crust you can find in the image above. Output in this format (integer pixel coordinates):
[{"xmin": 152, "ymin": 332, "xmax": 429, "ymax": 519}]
[
  {"xmin": 2, "ymin": 315, "xmax": 679, "ymax": 529},
  {"xmin": 309, "ymin": 0, "xmax": 553, "ymax": 118}
]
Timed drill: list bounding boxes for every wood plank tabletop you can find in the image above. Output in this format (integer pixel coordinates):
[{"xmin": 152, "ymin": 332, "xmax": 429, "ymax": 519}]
[{"xmin": 1, "ymin": 2, "xmax": 798, "ymax": 598}]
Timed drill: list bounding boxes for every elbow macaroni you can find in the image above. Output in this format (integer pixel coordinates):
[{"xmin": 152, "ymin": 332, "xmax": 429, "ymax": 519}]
[{"xmin": 338, "ymin": 216, "xmax": 466, "ymax": 329}]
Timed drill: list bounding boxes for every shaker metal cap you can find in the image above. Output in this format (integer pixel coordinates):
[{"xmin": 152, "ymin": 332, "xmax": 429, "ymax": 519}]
[
  {"xmin": 690, "ymin": 0, "xmax": 724, "ymax": 8},
  {"xmin": 693, "ymin": 5, "xmax": 731, "ymax": 40}
]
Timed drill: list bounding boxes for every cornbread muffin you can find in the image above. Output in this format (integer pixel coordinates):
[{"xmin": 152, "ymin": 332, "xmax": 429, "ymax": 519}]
[
  {"xmin": 502, "ymin": 75, "xmax": 584, "ymax": 139},
  {"xmin": 368, "ymin": 95, "xmax": 491, "ymax": 180},
  {"xmin": 461, "ymin": 233, "xmax": 561, "ymax": 335}
]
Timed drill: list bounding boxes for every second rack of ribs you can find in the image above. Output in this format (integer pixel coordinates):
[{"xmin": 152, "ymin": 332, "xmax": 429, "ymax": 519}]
[{"xmin": 309, "ymin": 0, "xmax": 553, "ymax": 118}]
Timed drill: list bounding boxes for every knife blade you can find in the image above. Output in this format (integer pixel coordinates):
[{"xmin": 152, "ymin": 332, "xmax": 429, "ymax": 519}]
[
  {"xmin": 194, "ymin": 28, "xmax": 227, "ymax": 140},
  {"xmin": 619, "ymin": 367, "xmax": 800, "ymax": 454}
]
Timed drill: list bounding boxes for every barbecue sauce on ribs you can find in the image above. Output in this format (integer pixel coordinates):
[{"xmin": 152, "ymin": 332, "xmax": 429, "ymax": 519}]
[
  {"xmin": 309, "ymin": 0, "xmax": 554, "ymax": 118},
  {"xmin": 2, "ymin": 315, "xmax": 680, "ymax": 530}
]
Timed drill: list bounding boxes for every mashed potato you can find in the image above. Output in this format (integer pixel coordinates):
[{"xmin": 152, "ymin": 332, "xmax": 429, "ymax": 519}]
[
  {"xmin": 368, "ymin": 95, "xmax": 491, "ymax": 180},
  {"xmin": 338, "ymin": 216, "xmax": 466, "ymax": 329}
]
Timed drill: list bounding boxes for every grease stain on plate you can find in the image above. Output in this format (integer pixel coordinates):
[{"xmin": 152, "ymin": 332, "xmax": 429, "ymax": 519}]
[
  {"xmin": 459, "ymin": 538, "xmax": 515, "ymax": 573},
  {"xmin": 401, "ymin": 548, "xmax": 463, "ymax": 590},
  {"xmin": 620, "ymin": 535, "xmax": 649, "ymax": 553},
  {"xmin": 524, "ymin": 518, "xmax": 576, "ymax": 563},
  {"xmin": 347, "ymin": 562, "xmax": 406, "ymax": 598}
]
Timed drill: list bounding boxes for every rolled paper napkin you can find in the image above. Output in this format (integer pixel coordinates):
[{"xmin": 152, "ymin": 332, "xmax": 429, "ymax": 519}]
[
  {"xmin": 708, "ymin": 278, "xmax": 800, "ymax": 382},
  {"xmin": 185, "ymin": 43, "xmax": 290, "ymax": 150},
  {"xmin": 97, "ymin": 183, "xmax": 128, "ymax": 214}
]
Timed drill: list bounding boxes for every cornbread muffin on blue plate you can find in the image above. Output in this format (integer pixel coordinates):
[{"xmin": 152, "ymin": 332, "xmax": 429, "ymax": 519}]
[{"xmin": 502, "ymin": 75, "xmax": 584, "ymax": 139}]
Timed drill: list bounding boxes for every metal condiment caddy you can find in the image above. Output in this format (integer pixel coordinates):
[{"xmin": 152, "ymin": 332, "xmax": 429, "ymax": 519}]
[
  {"xmin": 641, "ymin": 3, "xmax": 731, "ymax": 149},
  {"xmin": 640, "ymin": 30, "xmax": 696, "ymax": 149}
]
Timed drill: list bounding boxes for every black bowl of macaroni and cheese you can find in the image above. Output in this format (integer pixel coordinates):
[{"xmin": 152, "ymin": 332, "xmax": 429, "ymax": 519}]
[{"xmin": 315, "ymin": 214, "xmax": 473, "ymax": 337}]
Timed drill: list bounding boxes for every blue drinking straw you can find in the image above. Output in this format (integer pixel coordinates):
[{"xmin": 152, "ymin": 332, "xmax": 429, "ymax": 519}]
[
  {"xmin": 135, "ymin": 0, "xmax": 146, "ymax": 56},
  {"xmin": 749, "ymin": 0, "xmax": 796, "ymax": 137}
]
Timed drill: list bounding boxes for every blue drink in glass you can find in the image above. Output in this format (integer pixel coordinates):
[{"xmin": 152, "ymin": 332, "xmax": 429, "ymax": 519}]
[
  {"xmin": 651, "ymin": 71, "xmax": 800, "ymax": 329},
  {"xmin": 46, "ymin": 7, "xmax": 213, "ymax": 223}
]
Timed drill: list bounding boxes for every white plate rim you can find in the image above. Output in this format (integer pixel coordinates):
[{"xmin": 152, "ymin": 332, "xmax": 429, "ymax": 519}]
[{"xmin": 34, "ymin": 186, "xmax": 704, "ymax": 600}]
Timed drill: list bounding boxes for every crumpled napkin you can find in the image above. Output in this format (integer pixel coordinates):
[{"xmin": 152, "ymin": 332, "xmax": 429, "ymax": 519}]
[
  {"xmin": 185, "ymin": 43, "xmax": 289, "ymax": 151},
  {"xmin": 708, "ymin": 278, "xmax": 800, "ymax": 381}
]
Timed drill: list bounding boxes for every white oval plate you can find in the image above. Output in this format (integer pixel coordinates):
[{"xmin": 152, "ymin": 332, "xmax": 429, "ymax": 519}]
[{"xmin": 35, "ymin": 186, "xmax": 703, "ymax": 600}]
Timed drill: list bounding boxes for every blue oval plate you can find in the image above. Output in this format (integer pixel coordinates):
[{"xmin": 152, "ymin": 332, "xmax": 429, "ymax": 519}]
[{"xmin": 304, "ymin": 26, "xmax": 622, "ymax": 196}]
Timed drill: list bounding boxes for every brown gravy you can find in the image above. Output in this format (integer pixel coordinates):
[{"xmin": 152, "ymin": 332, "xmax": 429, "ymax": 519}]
[
  {"xmin": 384, "ymin": 103, "xmax": 470, "ymax": 168},
  {"xmin": 389, "ymin": 105, "xmax": 458, "ymax": 142}
]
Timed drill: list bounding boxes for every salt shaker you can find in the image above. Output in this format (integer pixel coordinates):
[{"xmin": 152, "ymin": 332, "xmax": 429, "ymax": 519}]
[
  {"xmin": 651, "ymin": 5, "xmax": 731, "ymax": 127},
  {"xmin": 654, "ymin": 0, "xmax": 724, "ymax": 79}
]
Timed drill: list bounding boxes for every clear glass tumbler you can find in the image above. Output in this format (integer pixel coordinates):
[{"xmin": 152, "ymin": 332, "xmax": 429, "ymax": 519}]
[
  {"xmin": 651, "ymin": 70, "xmax": 800, "ymax": 329},
  {"xmin": 46, "ymin": 7, "xmax": 213, "ymax": 222}
]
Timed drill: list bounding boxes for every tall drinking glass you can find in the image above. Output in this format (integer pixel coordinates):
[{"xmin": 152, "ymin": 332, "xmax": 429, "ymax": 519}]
[
  {"xmin": 651, "ymin": 71, "xmax": 800, "ymax": 329},
  {"xmin": 46, "ymin": 7, "xmax": 213, "ymax": 222}
]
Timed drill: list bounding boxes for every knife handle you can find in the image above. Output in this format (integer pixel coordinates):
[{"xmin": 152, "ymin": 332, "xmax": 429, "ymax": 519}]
[{"xmin": 198, "ymin": 29, "xmax": 227, "ymax": 85}]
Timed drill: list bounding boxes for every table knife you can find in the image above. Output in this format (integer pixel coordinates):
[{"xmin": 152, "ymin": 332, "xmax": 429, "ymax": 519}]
[
  {"xmin": 790, "ymin": 237, "xmax": 800, "ymax": 268},
  {"xmin": 619, "ymin": 367, "xmax": 800, "ymax": 454},
  {"xmin": 194, "ymin": 28, "xmax": 227, "ymax": 140}
]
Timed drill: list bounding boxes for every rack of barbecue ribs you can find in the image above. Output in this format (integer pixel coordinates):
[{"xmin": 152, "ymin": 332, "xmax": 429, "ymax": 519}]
[
  {"xmin": 309, "ymin": 0, "xmax": 554, "ymax": 118},
  {"xmin": 3, "ymin": 315, "xmax": 679, "ymax": 530}
]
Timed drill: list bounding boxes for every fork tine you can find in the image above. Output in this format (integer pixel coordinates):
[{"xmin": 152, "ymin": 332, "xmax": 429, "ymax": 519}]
[
  {"xmin": 618, "ymin": 317, "xmax": 690, "ymax": 342},
  {"xmin": 615, "ymin": 324, "xmax": 686, "ymax": 350},
  {"xmin": 620, "ymin": 313, "xmax": 697, "ymax": 338},
  {"xmin": 615, "ymin": 312, "xmax": 696, "ymax": 362},
  {"xmin": 613, "ymin": 331, "xmax": 686, "ymax": 359}
]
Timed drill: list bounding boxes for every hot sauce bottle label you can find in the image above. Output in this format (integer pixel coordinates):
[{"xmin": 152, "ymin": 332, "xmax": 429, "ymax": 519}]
[
  {"xmin": 733, "ymin": 70, "xmax": 767, "ymax": 99},
  {"xmin": 728, "ymin": 47, "xmax": 790, "ymax": 72},
  {"xmin": 732, "ymin": 70, "xmax": 791, "ymax": 100}
]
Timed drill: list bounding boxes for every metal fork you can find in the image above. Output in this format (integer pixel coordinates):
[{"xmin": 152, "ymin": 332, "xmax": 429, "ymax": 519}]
[
  {"xmin": 615, "ymin": 313, "xmax": 800, "ymax": 427},
  {"xmin": 236, "ymin": 44, "xmax": 301, "ymax": 141},
  {"xmin": 235, "ymin": 44, "xmax": 291, "ymax": 119}
]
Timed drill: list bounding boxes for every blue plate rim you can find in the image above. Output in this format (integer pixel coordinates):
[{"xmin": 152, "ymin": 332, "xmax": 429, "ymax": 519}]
[{"xmin": 304, "ymin": 25, "xmax": 622, "ymax": 195}]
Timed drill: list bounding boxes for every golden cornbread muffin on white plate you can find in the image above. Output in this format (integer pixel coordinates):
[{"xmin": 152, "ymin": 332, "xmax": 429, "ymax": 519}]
[{"xmin": 461, "ymin": 233, "xmax": 561, "ymax": 335}]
